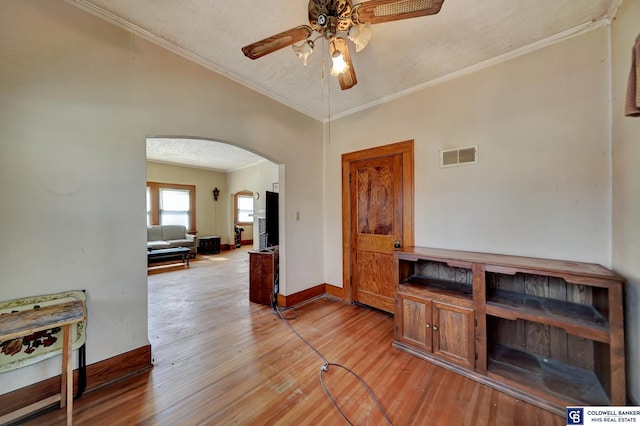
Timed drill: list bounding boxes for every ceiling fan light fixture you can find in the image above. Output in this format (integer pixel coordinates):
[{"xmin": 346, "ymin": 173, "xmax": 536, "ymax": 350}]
[
  {"xmin": 347, "ymin": 22, "xmax": 372, "ymax": 52},
  {"xmin": 242, "ymin": 0, "xmax": 446, "ymax": 91},
  {"xmin": 330, "ymin": 50, "xmax": 349, "ymax": 76},
  {"xmin": 292, "ymin": 39, "xmax": 314, "ymax": 66}
]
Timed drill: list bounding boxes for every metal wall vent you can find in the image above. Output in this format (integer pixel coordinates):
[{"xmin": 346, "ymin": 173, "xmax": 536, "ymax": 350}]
[{"xmin": 440, "ymin": 145, "xmax": 478, "ymax": 168}]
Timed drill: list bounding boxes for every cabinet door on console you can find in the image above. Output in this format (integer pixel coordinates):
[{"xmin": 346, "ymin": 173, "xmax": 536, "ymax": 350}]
[
  {"xmin": 397, "ymin": 294, "xmax": 433, "ymax": 352},
  {"xmin": 432, "ymin": 301, "xmax": 475, "ymax": 369}
]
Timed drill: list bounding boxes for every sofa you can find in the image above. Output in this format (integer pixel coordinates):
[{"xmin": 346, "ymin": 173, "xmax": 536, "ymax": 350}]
[{"xmin": 147, "ymin": 225, "xmax": 196, "ymax": 256}]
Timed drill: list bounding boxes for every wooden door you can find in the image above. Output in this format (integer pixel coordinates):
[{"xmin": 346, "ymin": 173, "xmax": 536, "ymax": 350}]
[
  {"xmin": 432, "ymin": 301, "xmax": 475, "ymax": 368},
  {"xmin": 342, "ymin": 141, "xmax": 414, "ymax": 313}
]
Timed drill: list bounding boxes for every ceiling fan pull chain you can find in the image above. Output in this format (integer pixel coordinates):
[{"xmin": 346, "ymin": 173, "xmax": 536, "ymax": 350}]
[
  {"xmin": 320, "ymin": 59, "xmax": 325, "ymax": 102},
  {"xmin": 320, "ymin": 39, "xmax": 327, "ymax": 102}
]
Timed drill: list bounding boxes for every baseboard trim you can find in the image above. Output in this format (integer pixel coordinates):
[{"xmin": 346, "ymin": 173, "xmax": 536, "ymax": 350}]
[
  {"xmin": 278, "ymin": 284, "xmax": 325, "ymax": 307},
  {"xmin": 0, "ymin": 344, "xmax": 152, "ymax": 417},
  {"xmin": 325, "ymin": 284, "xmax": 345, "ymax": 300},
  {"xmin": 277, "ymin": 284, "xmax": 346, "ymax": 307}
]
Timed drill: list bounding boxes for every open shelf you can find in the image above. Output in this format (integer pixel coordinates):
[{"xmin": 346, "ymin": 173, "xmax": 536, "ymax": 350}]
[
  {"xmin": 486, "ymin": 289, "xmax": 609, "ymax": 342},
  {"xmin": 488, "ymin": 344, "xmax": 610, "ymax": 407},
  {"xmin": 394, "ymin": 246, "xmax": 626, "ymax": 414},
  {"xmin": 399, "ymin": 276, "xmax": 472, "ymax": 301}
]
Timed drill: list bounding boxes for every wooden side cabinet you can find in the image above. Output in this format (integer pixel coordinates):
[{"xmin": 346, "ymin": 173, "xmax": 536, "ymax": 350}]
[
  {"xmin": 393, "ymin": 246, "xmax": 626, "ymax": 416},
  {"xmin": 249, "ymin": 249, "xmax": 278, "ymax": 306}
]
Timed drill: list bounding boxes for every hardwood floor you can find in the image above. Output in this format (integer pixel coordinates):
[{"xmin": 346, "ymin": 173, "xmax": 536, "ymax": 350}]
[{"xmin": 22, "ymin": 247, "xmax": 564, "ymax": 425}]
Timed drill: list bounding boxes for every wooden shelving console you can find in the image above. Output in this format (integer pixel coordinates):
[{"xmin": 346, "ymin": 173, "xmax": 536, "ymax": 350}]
[{"xmin": 393, "ymin": 246, "xmax": 625, "ymax": 415}]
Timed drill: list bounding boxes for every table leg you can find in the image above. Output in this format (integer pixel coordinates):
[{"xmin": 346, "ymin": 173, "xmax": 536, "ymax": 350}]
[{"xmin": 61, "ymin": 324, "xmax": 73, "ymax": 425}]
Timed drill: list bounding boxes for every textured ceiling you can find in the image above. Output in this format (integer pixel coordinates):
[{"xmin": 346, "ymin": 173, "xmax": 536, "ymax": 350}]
[
  {"xmin": 146, "ymin": 138, "xmax": 266, "ymax": 172},
  {"xmin": 69, "ymin": 0, "xmax": 620, "ymax": 169},
  {"xmin": 69, "ymin": 0, "xmax": 619, "ymax": 122}
]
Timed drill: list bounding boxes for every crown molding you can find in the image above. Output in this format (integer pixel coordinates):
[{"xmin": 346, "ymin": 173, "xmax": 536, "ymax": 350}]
[
  {"xmin": 64, "ymin": 0, "xmax": 323, "ymax": 121},
  {"xmin": 328, "ymin": 17, "xmax": 611, "ymax": 122},
  {"xmin": 606, "ymin": 0, "xmax": 624, "ymax": 20}
]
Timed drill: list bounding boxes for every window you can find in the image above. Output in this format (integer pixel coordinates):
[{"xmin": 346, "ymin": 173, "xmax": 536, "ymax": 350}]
[
  {"xmin": 235, "ymin": 191, "xmax": 254, "ymax": 226},
  {"xmin": 160, "ymin": 188, "xmax": 190, "ymax": 228},
  {"xmin": 147, "ymin": 182, "xmax": 196, "ymax": 233}
]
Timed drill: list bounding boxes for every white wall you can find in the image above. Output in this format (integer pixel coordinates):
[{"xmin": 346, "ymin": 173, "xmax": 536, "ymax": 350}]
[
  {"xmin": 2, "ymin": 0, "xmax": 636, "ymax": 402},
  {"xmin": 146, "ymin": 159, "xmax": 280, "ymax": 248},
  {"xmin": 146, "ymin": 161, "xmax": 229, "ymax": 244},
  {"xmin": 611, "ymin": 0, "xmax": 640, "ymax": 403},
  {"xmin": 325, "ymin": 27, "xmax": 612, "ymax": 285},
  {"xmin": 0, "ymin": 0, "xmax": 323, "ymax": 394}
]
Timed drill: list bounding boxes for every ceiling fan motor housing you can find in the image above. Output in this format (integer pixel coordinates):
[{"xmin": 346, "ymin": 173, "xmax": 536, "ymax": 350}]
[{"xmin": 309, "ymin": 0, "xmax": 353, "ymax": 39}]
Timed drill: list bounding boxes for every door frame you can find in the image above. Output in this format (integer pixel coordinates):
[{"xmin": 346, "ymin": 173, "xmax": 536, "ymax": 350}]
[{"xmin": 341, "ymin": 140, "xmax": 415, "ymax": 304}]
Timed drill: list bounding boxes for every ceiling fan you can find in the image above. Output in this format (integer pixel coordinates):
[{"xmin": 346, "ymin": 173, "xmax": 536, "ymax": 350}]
[{"xmin": 241, "ymin": 0, "xmax": 445, "ymax": 90}]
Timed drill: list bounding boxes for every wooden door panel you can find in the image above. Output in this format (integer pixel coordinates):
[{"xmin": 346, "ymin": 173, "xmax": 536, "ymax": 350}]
[
  {"xmin": 433, "ymin": 301, "xmax": 475, "ymax": 368},
  {"xmin": 355, "ymin": 159, "xmax": 397, "ymax": 237},
  {"xmin": 356, "ymin": 234, "xmax": 394, "ymax": 254},
  {"xmin": 354, "ymin": 250, "xmax": 396, "ymax": 312},
  {"xmin": 399, "ymin": 296, "xmax": 432, "ymax": 351}
]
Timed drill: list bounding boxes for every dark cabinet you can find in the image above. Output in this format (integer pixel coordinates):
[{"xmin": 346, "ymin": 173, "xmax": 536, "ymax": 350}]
[
  {"xmin": 249, "ymin": 249, "xmax": 278, "ymax": 306},
  {"xmin": 198, "ymin": 236, "xmax": 221, "ymax": 254}
]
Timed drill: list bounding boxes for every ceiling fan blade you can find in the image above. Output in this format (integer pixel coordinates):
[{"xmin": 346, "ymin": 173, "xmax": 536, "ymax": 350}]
[
  {"xmin": 330, "ymin": 38, "xmax": 357, "ymax": 90},
  {"xmin": 353, "ymin": 0, "xmax": 444, "ymax": 25},
  {"xmin": 242, "ymin": 25, "xmax": 313, "ymax": 60}
]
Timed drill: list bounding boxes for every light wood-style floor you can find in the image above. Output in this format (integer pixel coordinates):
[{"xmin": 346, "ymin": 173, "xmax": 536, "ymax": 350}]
[{"xmin": 24, "ymin": 247, "xmax": 564, "ymax": 425}]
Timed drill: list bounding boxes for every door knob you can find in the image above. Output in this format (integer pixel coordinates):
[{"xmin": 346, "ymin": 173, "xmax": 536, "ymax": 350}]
[
  {"xmin": 394, "ymin": 240, "xmax": 401, "ymax": 249},
  {"xmin": 433, "ymin": 326, "xmax": 438, "ymax": 331},
  {"xmin": 426, "ymin": 324, "xmax": 431, "ymax": 328}
]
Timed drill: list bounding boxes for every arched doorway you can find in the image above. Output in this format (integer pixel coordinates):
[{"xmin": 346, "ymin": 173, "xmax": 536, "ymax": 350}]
[{"xmin": 145, "ymin": 136, "xmax": 281, "ymax": 252}]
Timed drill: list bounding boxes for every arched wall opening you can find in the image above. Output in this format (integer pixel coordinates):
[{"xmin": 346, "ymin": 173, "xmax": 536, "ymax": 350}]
[
  {"xmin": 146, "ymin": 136, "xmax": 283, "ymax": 251},
  {"xmin": 145, "ymin": 136, "xmax": 286, "ymax": 294}
]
